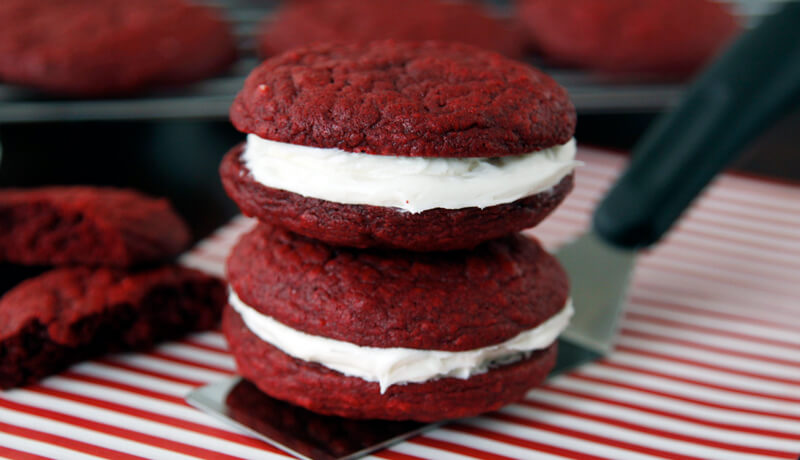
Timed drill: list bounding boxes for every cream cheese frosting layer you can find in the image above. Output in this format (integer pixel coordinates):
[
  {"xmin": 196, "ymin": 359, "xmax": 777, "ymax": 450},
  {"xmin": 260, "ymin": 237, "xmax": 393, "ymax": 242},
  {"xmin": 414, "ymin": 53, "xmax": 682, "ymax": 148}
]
[
  {"xmin": 229, "ymin": 290, "xmax": 573, "ymax": 393},
  {"xmin": 242, "ymin": 134, "xmax": 578, "ymax": 213}
]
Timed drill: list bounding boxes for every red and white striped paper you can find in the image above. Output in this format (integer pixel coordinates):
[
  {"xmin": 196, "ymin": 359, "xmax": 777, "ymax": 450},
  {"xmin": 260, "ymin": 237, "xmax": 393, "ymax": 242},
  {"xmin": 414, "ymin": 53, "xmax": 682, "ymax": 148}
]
[{"xmin": 1, "ymin": 147, "xmax": 798, "ymax": 459}]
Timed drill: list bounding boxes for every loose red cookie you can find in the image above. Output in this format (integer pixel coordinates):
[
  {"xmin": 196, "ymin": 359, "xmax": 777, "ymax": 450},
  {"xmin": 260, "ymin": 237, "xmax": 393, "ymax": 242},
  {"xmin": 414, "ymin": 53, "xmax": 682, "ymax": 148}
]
[
  {"xmin": 223, "ymin": 225, "xmax": 567, "ymax": 420},
  {"xmin": 231, "ymin": 41, "xmax": 575, "ymax": 157},
  {"xmin": 0, "ymin": 265, "xmax": 226, "ymax": 389},
  {"xmin": 516, "ymin": 0, "xmax": 740, "ymax": 77},
  {"xmin": 220, "ymin": 144, "xmax": 574, "ymax": 251},
  {"xmin": 224, "ymin": 307, "xmax": 557, "ymax": 422},
  {"xmin": 0, "ymin": 187, "xmax": 191, "ymax": 267},
  {"xmin": 0, "ymin": 0, "xmax": 237, "ymax": 96},
  {"xmin": 259, "ymin": 0, "xmax": 526, "ymax": 59}
]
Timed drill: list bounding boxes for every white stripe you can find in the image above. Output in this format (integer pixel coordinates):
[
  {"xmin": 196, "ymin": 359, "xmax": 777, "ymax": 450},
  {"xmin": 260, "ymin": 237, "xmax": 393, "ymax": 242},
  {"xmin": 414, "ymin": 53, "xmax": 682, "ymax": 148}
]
[
  {"xmin": 549, "ymin": 374, "xmax": 800, "ymax": 436},
  {"xmin": 382, "ymin": 442, "xmax": 476, "ymax": 460},
  {"xmin": 178, "ymin": 253, "xmax": 226, "ymax": 278},
  {"xmin": 626, "ymin": 302, "xmax": 800, "ymax": 347},
  {"xmin": 155, "ymin": 343, "xmax": 237, "ymax": 371},
  {"xmin": 622, "ymin": 318, "xmax": 800, "ymax": 363},
  {"xmin": 194, "ymin": 240, "xmax": 233, "ymax": 259},
  {"xmin": 69, "ymin": 362, "xmax": 194, "ymax": 397},
  {"xmin": 0, "ymin": 406, "xmax": 200, "ymax": 460},
  {"xmin": 424, "ymin": 428, "xmax": 569, "ymax": 460},
  {"xmin": 1, "ymin": 390, "xmax": 283, "ymax": 459},
  {"xmin": 461, "ymin": 417, "xmax": 664, "ymax": 460},
  {"xmin": 609, "ymin": 352, "xmax": 800, "ymax": 399},
  {"xmin": 108, "ymin": 354, "xmax": 232, "ymax": 384},
  {"xmin": 186, "ymin": 332, "xmax": 229, "ymax": 351},
  {"xmin": 582, "ymin": 364, "xmax": 800, "ymax": 418},
  {"xmin": 616, "ymin": 336, "xmax": 800, "ymax": 382},
  {"xmin": 499, "ymin": 404, "xmax": 780, "ymax": 460},
  {"xmin": 0, "ymin": 432, "xmax": 105, "ymax": 460}
]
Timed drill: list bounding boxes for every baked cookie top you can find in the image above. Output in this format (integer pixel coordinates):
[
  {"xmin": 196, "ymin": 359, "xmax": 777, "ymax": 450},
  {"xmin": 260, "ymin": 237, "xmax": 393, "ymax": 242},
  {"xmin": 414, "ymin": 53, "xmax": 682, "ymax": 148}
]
[
  {"xmin": 227, "ymin": 224, "xmax": 570, "ymax": 351},
  {"xmin": 231, "ymin": 41, "xmax": 575, "ymax": 157}
]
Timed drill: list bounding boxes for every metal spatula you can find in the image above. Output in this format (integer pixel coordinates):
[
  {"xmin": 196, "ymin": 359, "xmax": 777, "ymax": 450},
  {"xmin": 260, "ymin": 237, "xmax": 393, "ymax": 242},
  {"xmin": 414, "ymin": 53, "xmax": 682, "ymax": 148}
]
[{"xmin": 553, "ymin": 2, "xmax": 800, "ymax": 374}]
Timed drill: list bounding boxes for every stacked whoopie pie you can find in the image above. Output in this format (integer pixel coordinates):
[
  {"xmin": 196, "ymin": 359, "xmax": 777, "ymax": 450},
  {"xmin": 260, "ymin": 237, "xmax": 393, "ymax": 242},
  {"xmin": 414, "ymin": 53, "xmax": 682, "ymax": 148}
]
[{"xmin": 220, "ymin": 41, "xmax": 578, "ymax": 421}]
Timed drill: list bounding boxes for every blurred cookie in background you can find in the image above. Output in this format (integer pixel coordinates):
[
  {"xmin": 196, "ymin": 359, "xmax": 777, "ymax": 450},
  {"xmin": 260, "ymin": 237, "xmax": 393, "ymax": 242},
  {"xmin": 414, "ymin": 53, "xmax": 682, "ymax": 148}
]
[
  {"xmin": 0, "ymin": 0, "xmax": 237, "ymax": 96},
  {"xmin": 516, "ymin": 0, "xmax": 741, "ymax": 78},
  {"xmin": 259, "ymin": 0, "xmax": 526, "ymax": 58}
]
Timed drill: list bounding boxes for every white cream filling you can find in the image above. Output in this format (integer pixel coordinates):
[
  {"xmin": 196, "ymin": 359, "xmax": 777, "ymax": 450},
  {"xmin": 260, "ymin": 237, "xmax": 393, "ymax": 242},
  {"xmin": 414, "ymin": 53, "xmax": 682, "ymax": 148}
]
[
  {"xmin": 230, "ymin": 290, "xmax": 573, "ymax": 393},
  {"xmin": 242, "ymin": 134, "xmax": 578, "ymax": 213}
]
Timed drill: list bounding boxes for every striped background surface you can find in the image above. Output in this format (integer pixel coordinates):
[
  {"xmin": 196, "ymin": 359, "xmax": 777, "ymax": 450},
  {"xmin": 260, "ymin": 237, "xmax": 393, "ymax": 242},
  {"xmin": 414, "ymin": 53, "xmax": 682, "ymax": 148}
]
[{"xmin": 1, "ymin": 147, "xmax": 798, "ymax": 459}]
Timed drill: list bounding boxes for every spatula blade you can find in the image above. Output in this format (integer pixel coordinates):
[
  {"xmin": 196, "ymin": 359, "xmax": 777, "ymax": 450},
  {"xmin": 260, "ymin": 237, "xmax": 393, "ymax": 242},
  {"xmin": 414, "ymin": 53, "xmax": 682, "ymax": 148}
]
[{"xmin": 552, "ymin": 230, "xmax": 636, "ymax": 373}]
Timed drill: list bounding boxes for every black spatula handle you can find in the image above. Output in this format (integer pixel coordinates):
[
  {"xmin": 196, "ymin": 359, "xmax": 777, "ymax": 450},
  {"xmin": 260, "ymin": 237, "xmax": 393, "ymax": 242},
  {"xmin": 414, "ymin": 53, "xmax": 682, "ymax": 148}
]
[{"xmin": 593, "ymin": 3, "xmax": 800, "ymax": 249}]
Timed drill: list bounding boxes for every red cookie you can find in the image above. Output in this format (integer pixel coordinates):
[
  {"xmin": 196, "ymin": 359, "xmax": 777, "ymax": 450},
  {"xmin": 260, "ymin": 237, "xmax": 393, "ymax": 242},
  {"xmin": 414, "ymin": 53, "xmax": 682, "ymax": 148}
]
[
  {"xmin": 516, "ymin": 0, "xmax": 740, "ymax": 77},
  {"xmin": 259, "ymin": 0, "xmax": 525, "ymax": 59},
  {"xmin": 0, "ymin": 187, "xmax": 191, "ymax": 268},
  {"xmin": 225, "ymin": 41, "xmax": 576, "ymax": 250},
  {"xmin": 232, "ymin": 41, "xmax": 574, "ymax": 157},
  {"xmin": 0, "ymin": 265, "xmax": 226, "ymax": 389},
  {"xmin": 0, "ymin": 0, "xmax": 237, "ymax": 96},
  {"xmin": 221, "ymin": 144, "xmax": 574, "ymax": 251},
  {"xmin": 223, "ymin": 224, "xmax": 567, "ymax": 420}
]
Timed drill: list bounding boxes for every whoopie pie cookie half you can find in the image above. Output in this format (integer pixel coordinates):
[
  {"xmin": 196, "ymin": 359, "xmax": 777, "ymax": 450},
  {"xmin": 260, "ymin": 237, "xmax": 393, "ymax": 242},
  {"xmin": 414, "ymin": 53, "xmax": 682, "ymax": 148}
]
[
  {"xmin": 222, "ymin": 41, "xmax": 578, "ymax": 251},
  {"xmin": 223, "ymin": 224, "xmax": 572, "ymax": 421}
]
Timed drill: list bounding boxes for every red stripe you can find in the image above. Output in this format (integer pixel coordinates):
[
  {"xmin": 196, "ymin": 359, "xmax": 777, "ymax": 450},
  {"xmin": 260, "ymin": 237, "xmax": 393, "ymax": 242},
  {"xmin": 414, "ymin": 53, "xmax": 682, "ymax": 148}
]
[
  {"xmin": 516, "ymin": 399, "xmax": 794, "ymax": 458},
  {"xmin": 0, "ymin": 397, "xmax": 240, "ymax": 460},
  {"xmin": 533, "ymin": 386, "xmax": 800, "ymax": 442},
  {"xmin": 60, "ymin": 371, "xmax": 185, "ymax": 405},
  {"xmin": 411, "ymin": 436, "xmax": 516, "ymax": 460},
  {"xmin": 600, "ymin": 360, "xmax": 800, "ymax": 404},
  {"xmin": 615, "ymin": 344, "xmax": 800, "ymax": 387},
  {"xmin": 621, "ymin": 327, "xmax": 800, "ymax": 368},
  {"xmin": 486, "ymin": 412, "xmax": 705, "ymax": 460},
  {"xmin": 624, "ymin": 311, "xmax": 800, "ymax": 351},
  {"xmin": 0, "ymin": 420, "xmax": 145, "ymax": 460},
  {"xmin": 632, "ymin": 280, "xmax": 800, "ymax": 320},
  {"xmin": 374, "ymin": 451, "xmax": 427, "ymax": 460},
  {"xmin": 556, "ymin": 191, "xmax": 800, "ymax": 258},
  {"xmin": 642, "ymin": 245, "xmax": 800, "ymax": 287},
  {"xmin": 27, "ymin": 385, "xmax": 276, "ymax": 453},
  {"xmin": 568, "ymin": 372, "xmax": 800, "ymax": 422},
  {"xmin": 0, "ymin": 445, "xmax": 50, "ymax": 460},
  {"xmin": 631, "ymin": 290, "xmax": 800, "ymax": 327},
  {"xmin": 639, "ymin": 258, "xmax": 800, "ymax": 298},
  {"xmin": 577, "ymin": 162, "xmax": 800, "ymax": 213},
  {"xmin": 447, "ymin": 422, "xmax": 607, "ymax": 460},
  {"xmin": 95, "ymin": 358, "xmax": 205, "ymax": 386},
  {"xmin": 146, "ymin": 351, "xmax": 235, "ymax": 375}
]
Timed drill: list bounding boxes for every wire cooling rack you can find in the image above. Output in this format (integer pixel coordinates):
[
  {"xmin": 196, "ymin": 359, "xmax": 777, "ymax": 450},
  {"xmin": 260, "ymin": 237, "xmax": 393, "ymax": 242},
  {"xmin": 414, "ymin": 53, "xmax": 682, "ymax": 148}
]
[{"xmin": 0, "ymin": 0, "xmax": 788, "ymax": 123}]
